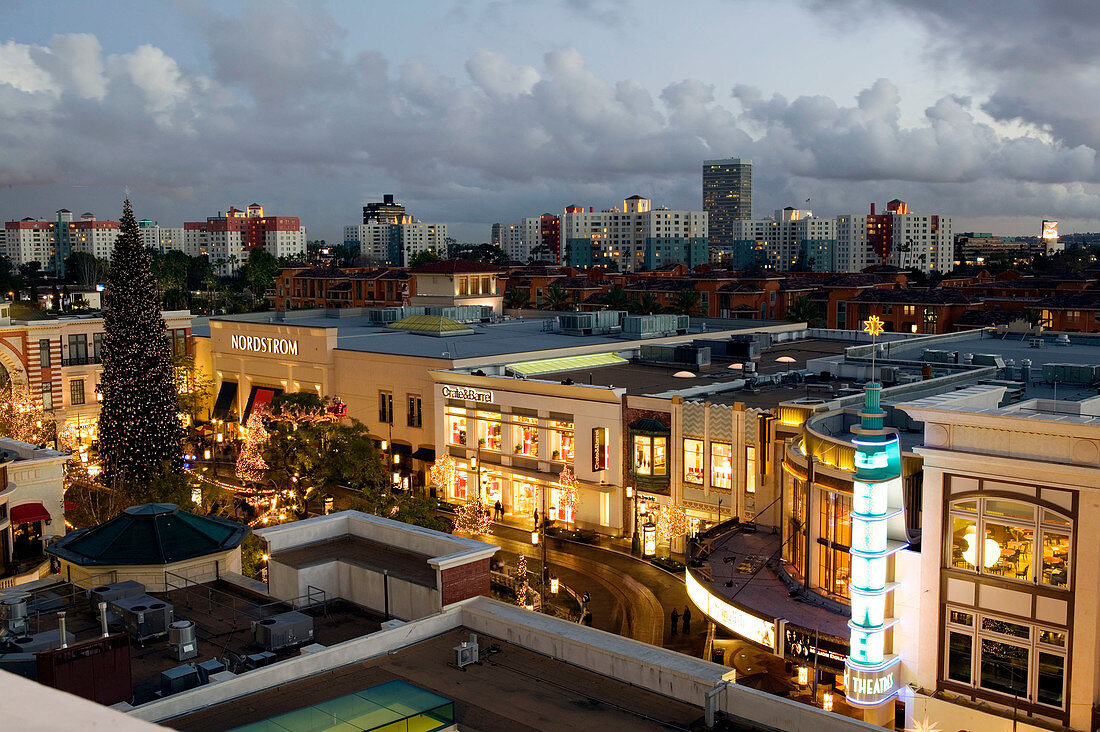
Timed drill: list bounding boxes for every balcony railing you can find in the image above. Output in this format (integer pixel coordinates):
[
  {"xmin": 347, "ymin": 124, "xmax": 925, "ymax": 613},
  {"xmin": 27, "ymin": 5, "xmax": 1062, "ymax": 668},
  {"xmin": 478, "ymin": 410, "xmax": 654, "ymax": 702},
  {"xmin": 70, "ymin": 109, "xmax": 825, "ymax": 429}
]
[{"xmin": 61, "ymin": 355, "xmax": 101, "ymax": 367}]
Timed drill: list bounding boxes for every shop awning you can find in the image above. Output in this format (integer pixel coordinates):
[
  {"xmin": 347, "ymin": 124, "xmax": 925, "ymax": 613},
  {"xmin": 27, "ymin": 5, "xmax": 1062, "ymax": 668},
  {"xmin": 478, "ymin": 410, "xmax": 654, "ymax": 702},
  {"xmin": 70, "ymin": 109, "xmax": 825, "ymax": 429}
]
[
  {"xmin": 244, "ymin": 385, "xmax": 283, "ymax": 420},
  {"xmin": 390, "ymin": 443, "xmax": 413, "ymax": 456},
  {"xmin": 212, "ymin": 381, "xmax": 238, "ymax": 420},
  {"xmin": 11, "ymin": 502, "xmax": 51, "ymax": 524},
  {"xmin": 507, "ymin": 352, "xmax": 627, "ymax": 376},
  {"xmin": 411, "ymin": 447, "xmax": 436, "ymax": 462}
]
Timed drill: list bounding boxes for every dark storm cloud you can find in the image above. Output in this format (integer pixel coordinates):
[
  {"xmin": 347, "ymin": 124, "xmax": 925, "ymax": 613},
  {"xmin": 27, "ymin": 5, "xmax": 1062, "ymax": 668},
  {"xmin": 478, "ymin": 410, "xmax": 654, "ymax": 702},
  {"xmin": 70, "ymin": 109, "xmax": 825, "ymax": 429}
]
[{"xmin": 3, "ymin": 0, "xmax": 1100, "ymax": 240}]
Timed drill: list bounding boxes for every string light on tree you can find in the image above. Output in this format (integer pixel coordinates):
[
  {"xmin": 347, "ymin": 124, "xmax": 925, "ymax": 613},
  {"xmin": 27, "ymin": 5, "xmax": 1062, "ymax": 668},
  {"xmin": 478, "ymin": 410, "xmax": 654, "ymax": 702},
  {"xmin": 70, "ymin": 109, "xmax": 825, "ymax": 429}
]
[
  {"xmin": 655, "ymin": 502, "xmax": 689, "ymax": 545},
  {"xmin": 452, "ymin": 496, "xmax": 493, "ymax": 536},
  {"xmin": 236, "ymin": 406, "xmax": 270, "ymax": 483},
  {"xmin": 429, "ymin": 455, "xmax": 457, "ymax": 497},
  {"xmin": 557, "ymin": 465, "xmax": 579, "ymax": 523}
]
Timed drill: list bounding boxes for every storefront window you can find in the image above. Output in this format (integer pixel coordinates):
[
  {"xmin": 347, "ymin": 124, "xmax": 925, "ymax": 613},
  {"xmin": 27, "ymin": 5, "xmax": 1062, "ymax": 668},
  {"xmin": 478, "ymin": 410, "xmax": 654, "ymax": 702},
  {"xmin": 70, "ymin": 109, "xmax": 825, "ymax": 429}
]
[
  {"xmin": 452, "ymin": 470, "xmax": 468, "ymax": 500},
  {"xmin": 745, "ymin": 445, "xmax": 756, "ymax": 494},
  {"xmin": 710, "ymin": 442, "xmax": 732, "ymax": 489},
  {"xmin": 513, "ymin": 480, "xmax": 537, "ymax": 518},
  {"xmin": 482, "ymin": 471, "xmax": 502, "ymax": 504},
  {"xmin": 447, "ymin": 411, "xmax": 467, "ymax": 445},
  {"xmin": 633, "ymin": 435, "xmax": 666, "ymax": 476},
  {"xmin": 947, "ymin": 498, "xmax": 1071, "ymax": 589},
  {"xmin": 817, "ymin": 490, "xmax": 852, "ymax": 598},
  {"xmin": 550, "ymin": 486, "xmax": 574, "ymax": 524},
  {"xmin": 980, "ymin": 639, "xmax": 1028, "ymax": 698},
  {"xmin": 514, "ymin": 415, "xmax": 538, "ymax": 456},
  {"xmin": 550, "ymin": 421, "xmax": 574, "ymax": 462},
  {"xmin": 477, "ymin": 411, "xmax": 501, "ymax": 451},
  {"xmin": 783, "ymin": 475, "xmax": 808, "ymax": 578},
  {"xmin": 683, "ymin": 439, "xmax": 704, "ymax": 484}
]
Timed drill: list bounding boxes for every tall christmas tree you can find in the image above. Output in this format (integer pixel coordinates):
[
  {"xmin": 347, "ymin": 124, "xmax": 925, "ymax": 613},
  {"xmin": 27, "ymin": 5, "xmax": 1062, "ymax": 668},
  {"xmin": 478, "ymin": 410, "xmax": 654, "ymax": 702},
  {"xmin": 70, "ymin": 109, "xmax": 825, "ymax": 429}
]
[{"xmin": 98, "ymin": 200, "xmax": 183, "ymax": 484}]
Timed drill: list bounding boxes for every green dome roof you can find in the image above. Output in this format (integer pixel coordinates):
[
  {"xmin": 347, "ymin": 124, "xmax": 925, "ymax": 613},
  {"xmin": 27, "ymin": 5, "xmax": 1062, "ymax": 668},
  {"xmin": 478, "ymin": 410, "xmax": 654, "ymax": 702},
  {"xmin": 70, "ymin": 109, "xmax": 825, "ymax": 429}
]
[{"xmin": 47, "ymin": 503, "xmax": 249, "ymax": 567}]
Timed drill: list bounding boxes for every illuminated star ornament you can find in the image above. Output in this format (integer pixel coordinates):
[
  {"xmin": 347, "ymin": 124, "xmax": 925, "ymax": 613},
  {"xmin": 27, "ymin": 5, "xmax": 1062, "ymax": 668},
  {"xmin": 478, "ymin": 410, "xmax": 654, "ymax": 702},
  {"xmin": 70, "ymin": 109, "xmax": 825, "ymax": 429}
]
[
  {"xmin": 864, "ymin": 314, "xmax": 885, "ymax": 338},
  {"xmin": 906, "ymin": 717, "xmax": 941, "ymax": 732}
]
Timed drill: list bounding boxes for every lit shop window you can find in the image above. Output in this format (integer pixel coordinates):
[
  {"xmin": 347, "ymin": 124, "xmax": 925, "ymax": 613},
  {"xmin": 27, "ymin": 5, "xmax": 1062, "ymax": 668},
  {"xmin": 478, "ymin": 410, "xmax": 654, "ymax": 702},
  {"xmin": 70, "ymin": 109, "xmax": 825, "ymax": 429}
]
[
  {"xmin": 745, "ymin": 445, "xmax": 757, "ymax": 494},
  {"xmin": 478, "ymin": 411, "xmax": 501, "ymax": 451},
  {"xmin": 633, "ymin": 435, "xmax": 666, "ymax": 476},
  {"xmin": 447, "ymin": 410, "xmax": 467, "ymax": 446},
  {"xmin": 550, "ymin": 421, "xmax": 574, "ymax": 462},
  {"xmin": 947, "ymin": 498, "xmax": 1070, "ymax": 589},
  {"xmin": 683, "ymin": 439, "xmax": 704, "ymax": 484},
  {"xmin": 452, "ymin": 470, "xmax": 468, "ymax": 501},
  {"xmin": 710, "ymin": 442, "xmax": 732, "ymax": 489},
  {"xmin": 514, "ymin": 415, "xmax": 539, "ymax": 456}
]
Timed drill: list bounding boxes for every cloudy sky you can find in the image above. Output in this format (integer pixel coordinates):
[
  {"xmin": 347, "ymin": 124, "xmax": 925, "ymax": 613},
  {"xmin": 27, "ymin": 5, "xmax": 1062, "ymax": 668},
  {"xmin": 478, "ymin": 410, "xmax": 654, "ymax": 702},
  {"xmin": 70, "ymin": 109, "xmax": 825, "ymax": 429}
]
[{"xmin": 2, "ymin": 0, "xmax": 1100, "ymax": 243}]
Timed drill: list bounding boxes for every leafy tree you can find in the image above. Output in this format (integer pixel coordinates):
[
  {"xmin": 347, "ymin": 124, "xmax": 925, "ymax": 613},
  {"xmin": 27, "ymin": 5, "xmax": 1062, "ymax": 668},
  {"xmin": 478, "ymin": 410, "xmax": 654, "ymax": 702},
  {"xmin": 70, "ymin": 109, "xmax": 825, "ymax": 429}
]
[
  {"xmin": 173, "ymin": 352, "xmax": 214, "ymax": 424},
  {"xmin": 671, "ymin": 288, "xmax": 702, "ymax": 316},
  {"xmin": 503, "ymin": 287, "xmax": 530, "ymax": 310},
  {"xmin": 240, "ymin": 248, "xmax": 281, "ymax": 295},
  {"xmin": 19, "ymin": 261, "xmax": 42, "ymax": 302},
  {"xmin": 0, "ymin": 381, "xmax": 56, "ymax": 445},
  {"xmin": 65, "ymin": 252, "xmax": 110, "ymax": 288},
  {"xmin": 97, "ymin": 200, "xmax": 183, "ymax": 485},
  {"xmin": 408, "ymin": 249, "xmax": 441, "ymax": 268},
  {"xmin": 542, "ymin": 284, "xmax": 572, "ymax": 311}
]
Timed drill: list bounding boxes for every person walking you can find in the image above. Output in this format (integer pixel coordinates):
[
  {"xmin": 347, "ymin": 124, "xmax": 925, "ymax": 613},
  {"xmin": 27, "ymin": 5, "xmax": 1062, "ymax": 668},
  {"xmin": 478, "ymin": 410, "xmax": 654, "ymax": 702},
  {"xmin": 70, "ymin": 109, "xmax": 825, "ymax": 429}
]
[
  {"xmin": 670, "ymin": 607, "xmax": 679, "ymax": 636},
  {"xmin": 682, "ymin": 605, "xmax": 692, "ymax": 635},
  {"xmin": 494, "ymin": 500, "xmax": 503, "ymax": 521},
  {"xmin": 582, "ymin": 610, "xmax": 593, "ymax": 627},
  {"xmin": 533, "ymin": 508, "xmax": 539, "ymax": 528}
]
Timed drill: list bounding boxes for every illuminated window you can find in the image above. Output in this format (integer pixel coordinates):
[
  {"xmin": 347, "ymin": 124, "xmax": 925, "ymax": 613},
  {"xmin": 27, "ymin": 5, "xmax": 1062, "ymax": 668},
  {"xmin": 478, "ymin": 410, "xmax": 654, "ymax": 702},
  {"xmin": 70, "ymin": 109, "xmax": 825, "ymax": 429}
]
[
  {"xmin": 633, "ymin": 435, "xmax": 666, "ymax": 476},
  {"xmin": 710, "ymin": 442, "xmax": 732, "ymax": 489},
  {"xmin": 447, "ymin": 410, "xmax": 467, "ymax": 445},
  {"xmin": 514, "ymin": 415, "xmax": 539, "ymax": 456},
  {"xmin": 459, "ymin": 277, "xmax": 468, "ymax": 295},
  {"xmin": 684, "ymin": 438, "xmax": 704, "ymax": 484},
  {"xmin": 452, "ymin": 469, "xmax": 468, "ymax": 500},
  {"xmin": 746, "ymin": 445, "xmax": 757, "ymax": 494},
  {"xmin": 550, "ymin": 420, "xmax": 574, "ymax": 462},
  {"xmin": 477, "ymin": 411, "xmax": 501, "ymax": 450},
  {"xmin": 947, "ymin": 498, "xmax": 1070, "ymax": 589}
]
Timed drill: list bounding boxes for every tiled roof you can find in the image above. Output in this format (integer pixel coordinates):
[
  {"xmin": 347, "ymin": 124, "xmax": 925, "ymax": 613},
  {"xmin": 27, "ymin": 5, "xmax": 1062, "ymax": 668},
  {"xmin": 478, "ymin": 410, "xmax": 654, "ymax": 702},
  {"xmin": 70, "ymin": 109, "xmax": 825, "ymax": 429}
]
[
  {"xmin": 411, "ymin": 259, "xmax": 500, "ymax": 274},
  {"xmin": 850, "ymin": 287, "xmax": 976, "ymax": 305}
]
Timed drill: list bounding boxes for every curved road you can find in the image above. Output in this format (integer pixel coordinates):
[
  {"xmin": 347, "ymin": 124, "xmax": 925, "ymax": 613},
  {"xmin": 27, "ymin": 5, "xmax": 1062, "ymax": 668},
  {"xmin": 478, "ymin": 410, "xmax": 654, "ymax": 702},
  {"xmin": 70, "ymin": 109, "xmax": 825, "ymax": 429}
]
[{"xmin": 483, "ymin": 524, "xmax": 703, "ymax": 657}]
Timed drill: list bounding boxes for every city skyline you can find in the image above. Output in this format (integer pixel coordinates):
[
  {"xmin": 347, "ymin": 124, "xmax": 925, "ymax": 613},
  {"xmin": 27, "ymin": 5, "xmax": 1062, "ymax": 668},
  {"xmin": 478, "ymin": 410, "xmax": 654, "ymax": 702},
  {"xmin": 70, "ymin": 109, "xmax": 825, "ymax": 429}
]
[{"xmin": 2, "ymin": 1, "xmax": 1100, "ymax": 244}]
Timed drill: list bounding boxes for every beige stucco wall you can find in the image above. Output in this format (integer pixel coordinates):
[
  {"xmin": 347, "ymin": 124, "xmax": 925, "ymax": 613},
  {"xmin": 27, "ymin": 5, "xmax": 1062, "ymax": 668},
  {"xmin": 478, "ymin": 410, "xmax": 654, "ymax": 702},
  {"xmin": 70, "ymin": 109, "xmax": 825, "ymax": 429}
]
[{"xmin": 59, "ymin": 547, "xmax": 242, "ymax": 592}]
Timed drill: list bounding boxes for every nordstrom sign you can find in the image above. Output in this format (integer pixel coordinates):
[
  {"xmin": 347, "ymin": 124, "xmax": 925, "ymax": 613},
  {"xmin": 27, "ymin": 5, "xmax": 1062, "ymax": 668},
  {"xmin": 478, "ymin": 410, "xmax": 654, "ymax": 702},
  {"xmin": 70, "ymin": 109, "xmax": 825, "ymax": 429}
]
[{"xmin": 230, "ymin": 334, "xmax": 299, "ymax": 356}]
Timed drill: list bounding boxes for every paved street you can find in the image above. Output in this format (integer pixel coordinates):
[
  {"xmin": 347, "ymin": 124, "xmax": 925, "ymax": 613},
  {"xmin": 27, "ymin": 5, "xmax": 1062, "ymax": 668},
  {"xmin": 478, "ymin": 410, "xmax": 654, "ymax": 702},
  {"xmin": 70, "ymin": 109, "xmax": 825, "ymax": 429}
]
[{"xmin": 483, "ymin": 520, "xmax": 706, "ymax": 658}]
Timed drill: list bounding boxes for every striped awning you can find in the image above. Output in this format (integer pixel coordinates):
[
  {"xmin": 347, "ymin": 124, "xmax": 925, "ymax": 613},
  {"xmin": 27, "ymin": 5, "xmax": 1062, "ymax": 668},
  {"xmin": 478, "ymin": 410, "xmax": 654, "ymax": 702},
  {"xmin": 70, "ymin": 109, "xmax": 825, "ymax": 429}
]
[{"xmin": 507, "ymin": 352, "xmax": 626, "ymax": 376}]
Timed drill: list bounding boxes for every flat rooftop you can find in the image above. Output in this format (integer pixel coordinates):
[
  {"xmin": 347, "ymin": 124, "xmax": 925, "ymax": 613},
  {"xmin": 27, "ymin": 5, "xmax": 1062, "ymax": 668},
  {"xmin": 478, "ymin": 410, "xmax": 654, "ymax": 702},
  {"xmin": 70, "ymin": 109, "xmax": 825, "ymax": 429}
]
[
  {"xmin": 516, "ymin": 338, "xmax": 852, "ymax": 409},
  {"xmin": 272, "ymin": 535, "xmax": 437, "ymax": 587},
  {"xmin": 884, "ymin": 330, "xmax": 1100, "ymax": 371},
  {"xmin": 166, "ymin": 627, "xmax": 720, "ymax": 732},
  {"xmin": 194, "ymin": 310, "xmax": 797, "ymax": 361},
  {"xmin": 1, "ymin": 579, "xmax": 381, "ymax": 706}
]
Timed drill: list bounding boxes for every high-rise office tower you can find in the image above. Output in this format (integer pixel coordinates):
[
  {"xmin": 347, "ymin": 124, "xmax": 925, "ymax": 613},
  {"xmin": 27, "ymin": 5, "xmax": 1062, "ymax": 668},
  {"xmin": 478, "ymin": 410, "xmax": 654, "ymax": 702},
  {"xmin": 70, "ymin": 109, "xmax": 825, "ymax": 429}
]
[{"xmin": 702, "ymin": 158, "xmax": 752, "ymax": 248}]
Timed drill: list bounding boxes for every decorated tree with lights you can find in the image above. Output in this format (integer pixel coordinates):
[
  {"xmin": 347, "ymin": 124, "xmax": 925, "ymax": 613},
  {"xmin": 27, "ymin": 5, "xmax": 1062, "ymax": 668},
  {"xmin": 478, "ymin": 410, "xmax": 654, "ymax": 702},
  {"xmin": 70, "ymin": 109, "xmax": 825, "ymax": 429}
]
[
  {"xmin": 0, "ymin": 381, "xmax": 56, "ymax": 446},
  {"xmin": 97, "ymin": 200, "xmax": 182, "ymax": 485},
  {"xmin": 515, "ymin": 554, "xmax": 530, "ymax": 607},
  {"xmin": 557, "ymin": 465, "xmax": 579, "ymax": 526},
  {"xmin": 453, "ymin": 496, "xmax": 493, "ymax": 536},
  {"xmin": 428, "ymin": 455, "xmax": 457, "ymax": 496},
  {"xmin": 655, "ymin": 502, "xmax": 690, "ymax": 556},
  {"xmin": 236, "ymin": 406, "xmax": 270, "ymax": 483}
]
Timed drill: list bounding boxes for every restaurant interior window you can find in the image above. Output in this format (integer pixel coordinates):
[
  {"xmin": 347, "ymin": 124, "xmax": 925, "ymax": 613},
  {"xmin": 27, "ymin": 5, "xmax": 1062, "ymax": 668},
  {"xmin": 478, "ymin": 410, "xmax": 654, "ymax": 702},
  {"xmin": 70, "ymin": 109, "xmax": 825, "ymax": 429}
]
[
  {"xmin": 710, "ymin": 442, "xmax": 732, "ymax": 489},
  {"xmin": 514, "ymin": 415, "xmax": 539, "ymax": 456},
  {"xmin": 447, "ymin": 410, "xmax": 467, "ymax": 445},
  {"xmin": 69, "ymin": 379, "xmax": 85, "ymax": 406},
  {"xmin": 947, "ymin": 497, "xmax": 1070, "ymax": 589},
  {"xmin": 477, "ymin": 411, "xmax": 501, "ymax": 450},
  {"xmin": 683, "ymin": 438, "xmax": 704, "ymax": 484},
  {"xmin": 550, "ymin": 420, "xmax": 574, "ymax": 462}
]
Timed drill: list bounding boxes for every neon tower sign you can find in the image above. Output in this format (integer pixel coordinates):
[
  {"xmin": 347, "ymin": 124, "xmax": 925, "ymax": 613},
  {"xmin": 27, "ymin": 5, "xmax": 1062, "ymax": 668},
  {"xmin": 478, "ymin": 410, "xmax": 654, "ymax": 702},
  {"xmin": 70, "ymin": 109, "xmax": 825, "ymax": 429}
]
[{"xmin": 845, "ymin": 316, "xmax": 906, "ymax": 710}]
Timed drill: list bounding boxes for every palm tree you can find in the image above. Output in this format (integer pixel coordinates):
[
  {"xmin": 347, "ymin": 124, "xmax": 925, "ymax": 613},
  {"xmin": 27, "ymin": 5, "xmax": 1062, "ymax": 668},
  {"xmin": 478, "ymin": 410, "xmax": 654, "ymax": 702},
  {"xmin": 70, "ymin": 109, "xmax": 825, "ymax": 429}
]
[
  {"xmin": 606, "ymin": 286, "xmax": 630, "ymax": 311},
  {"xmin": 632, "ymin": 292, "xmax": 660, "ymax": 315},
  {"xmin": 542, "ymin": 284, "xmax": 573, "ymax": 311},
  {"xmin": 503, "ymin": 287, "xmax": 530, "ymax": 310},
  {"xmin": 672, "ymin": 288, "xmax": 702, "ymax": 317},
  {"xmin": 785, "ymin": 295, "xmax": 824, "ymax": 328}
]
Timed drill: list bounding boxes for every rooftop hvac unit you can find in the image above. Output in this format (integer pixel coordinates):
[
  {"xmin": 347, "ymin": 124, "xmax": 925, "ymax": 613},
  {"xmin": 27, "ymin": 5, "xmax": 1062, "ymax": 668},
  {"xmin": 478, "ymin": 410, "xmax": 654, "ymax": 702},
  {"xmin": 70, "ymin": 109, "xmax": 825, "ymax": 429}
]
[
  {"xmin": 89, "ymin": 581, "xmax": 145, "ymax": 612},
  {"xmin": 879, "ymin": 366, "xmax": 898, "ymax": 384},
  {"xmin": 245, "ymin": 651, "xmax": 277, "ymax": 669},
  {"xmin": 160, "ymin": 664, "xmax": 200, "ymax": 696},
  {"xmin": 111, "ymin": 594, "xmax": 173, "ymax": 643},
  {"xmin": 252, "ymin": 611, "xmax": 314, "ymax": 652},
  {"xmin": 168, "ymin": 620, "xmax": 198, "ymax": 662},
  {"xmin": 453, "ymin": 633, "xmax": 479, "ymax": 668},
  {"xmin": 195, "ymin": 658, "xmax": 226, "ymax": 684},
  {"xmin": 0, "ymin": 596, "xmax": 28, "ymax": 636}
]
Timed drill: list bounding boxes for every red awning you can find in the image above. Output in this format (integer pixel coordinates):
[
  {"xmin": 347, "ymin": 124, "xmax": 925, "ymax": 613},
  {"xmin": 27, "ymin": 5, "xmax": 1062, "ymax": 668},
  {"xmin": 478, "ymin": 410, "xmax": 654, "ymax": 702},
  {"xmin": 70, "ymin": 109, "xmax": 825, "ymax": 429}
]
[
  {"xmin": 64, "ymin": 500, "xmax": 76, "ymax": 512},
  {"xmin": 11, "ymin": 502, "xmax": 51, "ymax": 524},
  {"xmin": 253, "ymin": 388, "xmax": 276, "ymax": 410}
]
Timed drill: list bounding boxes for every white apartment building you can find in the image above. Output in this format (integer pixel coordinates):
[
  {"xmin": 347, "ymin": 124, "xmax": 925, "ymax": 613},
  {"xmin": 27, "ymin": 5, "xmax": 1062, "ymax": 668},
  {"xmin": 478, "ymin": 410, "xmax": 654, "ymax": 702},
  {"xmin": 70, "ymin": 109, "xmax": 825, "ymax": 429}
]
[
  {"xmin": 2, "ymin": 220, "xmax": 56, "ymax": 270},
  {"xmin": 837, "ymin": 201, "xmax": 953, "ymax": 274},
  {"xmin": 498, "ymin": 217, "xmax": 543, "ymax": 263},
  {"xmin": 185, "ymin": 204, "xmax": 306, "ymax": 275},
  {"xmin": 343, "ymin": 220, "xmax": 447, "ymax": 266},
  {"xmin": 562, "ymin": 196, "xmax": 708, "ymax": 272},
  {"xmin": 727, "ymin": 208, "xmax": 837, "ymax": 272}
]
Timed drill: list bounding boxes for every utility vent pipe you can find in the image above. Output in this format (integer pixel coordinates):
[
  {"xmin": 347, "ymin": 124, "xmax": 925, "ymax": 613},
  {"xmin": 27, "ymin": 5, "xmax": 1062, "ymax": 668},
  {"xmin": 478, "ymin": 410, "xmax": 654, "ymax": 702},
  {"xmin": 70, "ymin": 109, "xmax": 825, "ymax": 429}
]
[
  {"xmin": 98, "ymin": 601, "xmax": 110, "ymax": 637},
  {"xmin": 57, "ymin": 611, "xmax": 68, "ymax": 649}
]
